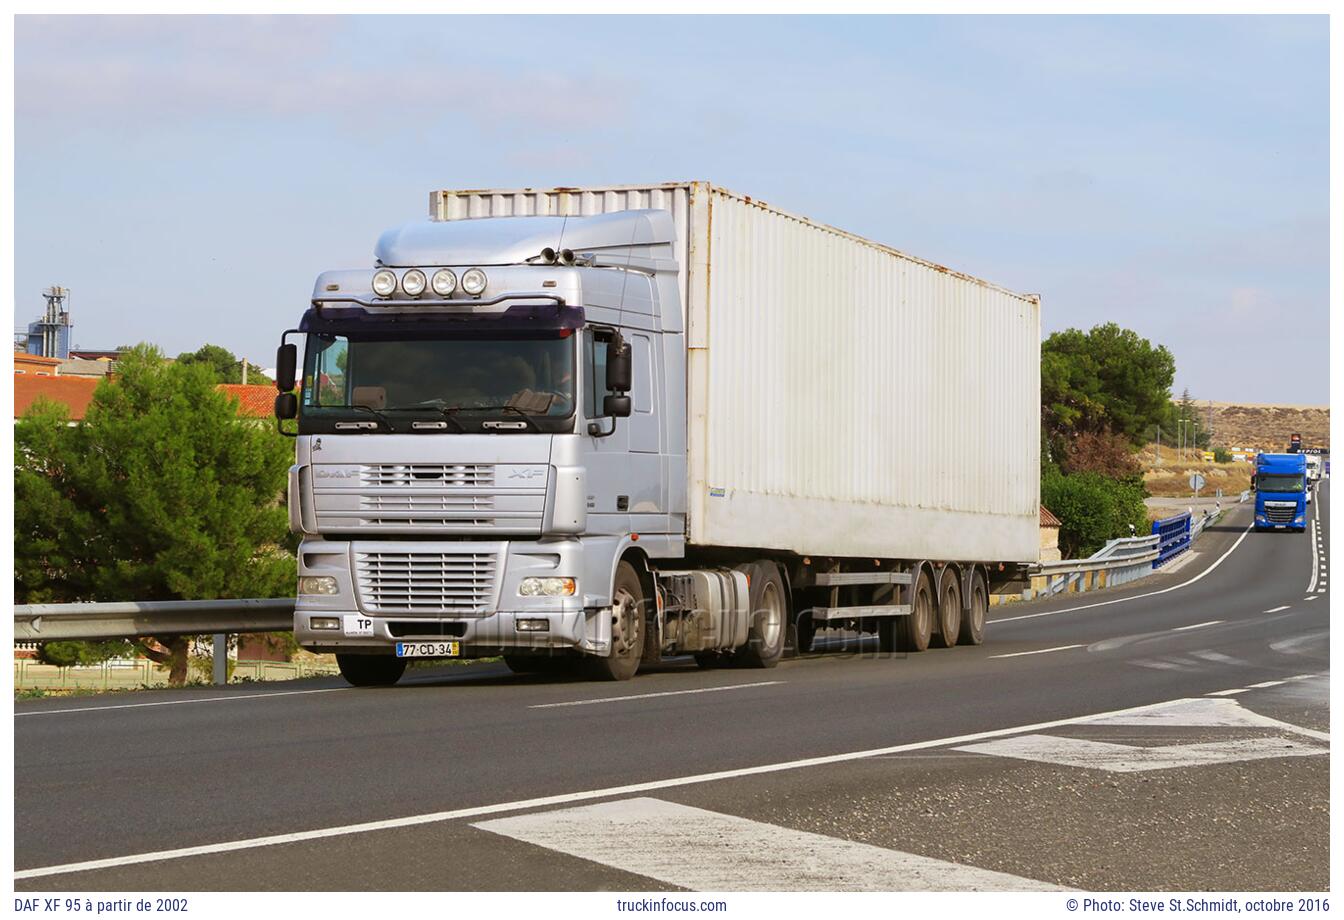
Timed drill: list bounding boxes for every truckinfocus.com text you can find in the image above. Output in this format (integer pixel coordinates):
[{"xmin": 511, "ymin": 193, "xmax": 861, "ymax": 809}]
[{"xmin": 615, "ymin": 898, "xmax": 729, "ymax": 912}]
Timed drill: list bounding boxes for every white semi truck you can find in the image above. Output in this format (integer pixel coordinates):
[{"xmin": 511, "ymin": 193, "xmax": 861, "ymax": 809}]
[{"xmin": 273, "ymin": 182, "xmax": 1041, "ymax": 686}]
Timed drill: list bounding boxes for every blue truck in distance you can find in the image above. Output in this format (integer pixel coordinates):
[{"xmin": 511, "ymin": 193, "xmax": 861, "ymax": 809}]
[{"xmin": 1253, "ymin": 453, "xmax": 1308, "ymax": 532}]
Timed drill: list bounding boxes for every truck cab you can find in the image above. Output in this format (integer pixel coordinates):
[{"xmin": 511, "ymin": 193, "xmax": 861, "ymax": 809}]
[{"xmin": 1252, "ymin": 452, "xmax": 1307, "ymax": 532}]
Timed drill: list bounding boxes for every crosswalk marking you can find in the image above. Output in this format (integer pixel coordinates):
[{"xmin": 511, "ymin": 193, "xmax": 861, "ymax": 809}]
[{"xmin": 473, "ymin": 797, "xmax": 1066, "ymax": 892}]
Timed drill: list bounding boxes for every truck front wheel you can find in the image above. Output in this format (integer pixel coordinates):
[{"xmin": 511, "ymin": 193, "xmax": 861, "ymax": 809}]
[
  {"xmin": 589, "ymin": 561, "xmax": 645, "ymax": 681},
  {"xmin": 336, "ymin": 654, "xmax": 407, "ymax": 687}
]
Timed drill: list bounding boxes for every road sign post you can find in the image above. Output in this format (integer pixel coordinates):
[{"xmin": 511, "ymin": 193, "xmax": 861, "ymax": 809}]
[{"xmin": 1189, "ymin": 472, "xmax": 1206, "ymax": 499}]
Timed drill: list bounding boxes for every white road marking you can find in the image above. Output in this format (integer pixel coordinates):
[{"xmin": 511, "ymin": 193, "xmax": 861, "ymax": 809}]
[
  {"xmin": 1191, "ymin": 650, "xmax": 1250, "ymax": 666},
  {"xmin": 1270, "ymin": 631, "xmax": 1329, "ymax": 656},
  {"xmin": 955, "ymin": 734, "xmax": 1326, "ymax": 773},
  {"xmin": 1174, "ymin": 620, "xmax": 1223, "ymax": 631},
  {"xmin": 1263, "ymin": 605, "xmax": 1291, "ymax": 614},
  {"xmin": 474, "ymin": 797, "xmax": 1064, "ymax": 892},
  {"xmin": 1308, "ymin": 518, "xmax": 1319, "ymax": 592},
  {"xmin": 11, "ymin": 694, "xmax": 1268, "ymax": 880},
  {"xmin": 1305, "ymin": 596, "xmax": 1318, "ymax": 602},
  {"xmin": 1085, "ymin": 697, "xmax": 1309, "ymax": 731},
  {"xmin": 1131, "ymin": 659, "xmax": 1187, "ymax": 671},
  {"xmin": 1248, "ymin": 680, "xmax": 1287, "ymax": 689},
  {"xmin": 529, "ymin": 681, "xmax": 783, "ymax": 709},
  {"xmin": 994, "ymin": 522, "xmax": 1253, "ymax": 625},
  {"xmin": 987, "ymin": 644, "xmax": 1082, "ymax": 659},
  {"xmin": 1207, "ymin": 688, "xmax": 1249, "ymax": 696},
  {"xmin": 14, "ymin": 687, "xmax": 347, "ymax": 717}
]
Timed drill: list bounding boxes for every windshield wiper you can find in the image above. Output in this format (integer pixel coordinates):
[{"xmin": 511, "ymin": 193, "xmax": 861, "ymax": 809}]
[
  {"xmin": 465, "ymin": 404, "xmax": 545, "ymax": 432},
  {"xmin": 385, "ymin": 402, "xmax": 466, "ymax": 432},
  {"xmin": 320, "ymin": 404, "xmax": 393, "ymax": 430}
]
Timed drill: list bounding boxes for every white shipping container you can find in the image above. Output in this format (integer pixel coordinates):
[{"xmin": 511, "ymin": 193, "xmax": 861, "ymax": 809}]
[{"xmin": 431, "ymin": 183, "xmax": 1040, "ymax": 563}]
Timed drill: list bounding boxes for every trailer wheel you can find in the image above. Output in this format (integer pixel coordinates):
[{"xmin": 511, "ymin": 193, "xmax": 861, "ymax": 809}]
[
  {"xmin": 933, "ymin": 568, "xmax": 961, "ymax": 649},
  {"xmin": 589, "ymin": 561, "xmax": 645, "ymax": 681},
  {"xmin": 959, "ymin": 570, "xmax": 987, "ymax": 646},
  {"xmin": 736, "ymin": 561, "xmax": 787, "ymax": 668},
  {"xmin": 336, "ymin": 654, "xmax": 407, "ymax": 687},
  {"xmin": 898, "ymin": 571, "xmax": 933, "ymax": 652}
]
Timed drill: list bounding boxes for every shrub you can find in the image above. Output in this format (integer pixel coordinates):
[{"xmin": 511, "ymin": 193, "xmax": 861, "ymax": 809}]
[
  {"xmin": 1042, "ymin": 468, "xmax": 1149, "ymax": 558},
  {"xmin": 1213, "ymin": 447, "xmax": 1232, "ymax": 464}
]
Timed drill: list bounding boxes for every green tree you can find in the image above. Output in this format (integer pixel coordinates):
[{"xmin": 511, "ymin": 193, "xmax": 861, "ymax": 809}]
[
  {"xmin": 14, "ymin": 344, "xmax": 295, "ymax": 685},
  {"xmin": 176, "ymin": 343, "xmax": 273, "ymax": 386},
  {"xmin": 1042, "ymin": 323, "xmax": 1176, "ymax": 454}
]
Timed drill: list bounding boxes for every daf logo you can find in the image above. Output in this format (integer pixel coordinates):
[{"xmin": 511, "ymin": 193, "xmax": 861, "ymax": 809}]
[
  {"xmin": 315, "ymin": 468, "xmax": 358, "ymax": 479},
  {"xmin": 508, "ymin": 466, "xmax": 547, "ymax": 480}
]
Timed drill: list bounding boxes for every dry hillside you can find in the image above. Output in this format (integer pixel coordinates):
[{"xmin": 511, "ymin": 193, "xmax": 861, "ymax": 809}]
[{"xmin": 1206, "ymin": 401, "xmax": 1329, "ymax": 452}]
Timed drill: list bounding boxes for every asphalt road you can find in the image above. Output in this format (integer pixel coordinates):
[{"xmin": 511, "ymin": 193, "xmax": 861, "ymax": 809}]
[{"xmin": 14, "ymin": 482, "xmax": 1330, "ymax": 891}]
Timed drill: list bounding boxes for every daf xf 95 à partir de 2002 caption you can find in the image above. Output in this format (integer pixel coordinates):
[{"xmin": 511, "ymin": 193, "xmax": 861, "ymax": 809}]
[
  {"xmin": 273, "ymin": 182, "xmax": 1041, "ymax": 686},
  {"xmin": 1252, "ymin": 452, "xmax": 1308, "ymax": 532}
]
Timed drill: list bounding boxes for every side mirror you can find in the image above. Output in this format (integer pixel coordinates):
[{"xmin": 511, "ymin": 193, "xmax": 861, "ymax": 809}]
[
  {"xmin": 603, "ymin": 394, "xmax": 632, "ymax": 418},
  {"xmin": 606, "ymin": 339, "xmax": 632, "ymax": 393},
  {"xmin": 275, "ymin": 392, "xmax": 298, "ymax": 420},
  {"xmin": 276, "ymin": 343, "xmax": 298, "ymax": 393},
  {"xmin": 1249, "ymin": 475, "xmax": 1256, "ymax": 492}
]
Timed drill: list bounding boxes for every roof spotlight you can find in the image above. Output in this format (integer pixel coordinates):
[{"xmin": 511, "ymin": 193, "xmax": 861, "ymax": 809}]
[
  {"xmin": 461, "ymin": 268, "xmax": 488, "ymax": 296},
  {"xmin": 401, "ymin": 269, "xmax": 427, "ymax": 297},
  {"xmin": 431, "ymin": 269, "xmax": 457, "ymax": 297},
  {"xmin": 539, "ymin": 247, "xmax": 557, "ymax": 264},
  {"xmin": 558, "ymin": 248, "xmax": 576, "ymax": 265},
  {"xmin": 372, "ymin": 269, "xmax": 397, "ymax": 297}
]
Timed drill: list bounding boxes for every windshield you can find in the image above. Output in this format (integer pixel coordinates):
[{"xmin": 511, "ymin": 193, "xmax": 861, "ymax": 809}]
[
  {"xmin": 300, "ymin": 333, "xmax": 575, "ymax": 434},
  {"xmin": 1258, "ymin": 474, "xmax": 1304, "ymax": 493}
]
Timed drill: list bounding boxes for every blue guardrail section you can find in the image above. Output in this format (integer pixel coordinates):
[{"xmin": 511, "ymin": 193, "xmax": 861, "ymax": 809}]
[{"xmin": 1151, "ymin": 511, "xmax": 1192, "ymax": 568}]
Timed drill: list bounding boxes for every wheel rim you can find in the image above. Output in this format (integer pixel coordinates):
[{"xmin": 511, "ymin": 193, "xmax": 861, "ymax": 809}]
[
  {"xmin": 941, "ymin": 586, "xmax": 960, "ymax": 637},
  {"xmin": 758, "ymin": 581, "xmax": 784, "ymax": 650},
  {"xmin": 914, "ymin": 583, "xmax": 932, "ymax": 640},
  {"xmin": 610, "ymin": 586, "xmax": 640, "ymax": 657},
  {"xmin": 971, "ymin": 586, "xmax": 986, "ymax": 634}
]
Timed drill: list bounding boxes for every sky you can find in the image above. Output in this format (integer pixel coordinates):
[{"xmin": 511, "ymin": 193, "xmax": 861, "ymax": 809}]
[{"xmin": 13, "ymin": 14, "xmax": 1330, "ymax": 404}]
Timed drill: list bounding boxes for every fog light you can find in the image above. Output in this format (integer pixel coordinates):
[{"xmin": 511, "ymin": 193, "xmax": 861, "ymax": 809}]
[
  {"xmin": 431, "ymin": 269, "xmax": 457, "ymax": 296},
  {"xmin": 299, "ymin": 576, "xmax": 339, "ymax": 595},
  {"xmin": 519, "ymin": 577, "xmax": 576, "ymax": 597},
  {"xmin": 516, "ymin": 618, "xmax": 550, "ymax": 632},
  {"xmin": 310, "ymin": 616, "xmax": 340, "ymax": 631}
]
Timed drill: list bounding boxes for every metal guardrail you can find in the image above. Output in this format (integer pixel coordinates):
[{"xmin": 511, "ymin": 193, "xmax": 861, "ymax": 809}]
[
  {"xmin": 1032, "ymin": 534, "xmax": 1159, "ymax": 598},
  {"xmin": 14, "ymin": 598, "xmax": 295, "ymax": 642},
  {"xmin": 1152, "ymin": 511, "xmax": 1192, "ymax": 568}
]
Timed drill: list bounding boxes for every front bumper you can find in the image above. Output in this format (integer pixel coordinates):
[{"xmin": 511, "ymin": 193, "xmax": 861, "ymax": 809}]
[{"xmin": 294, "ymin": 538, "xmax": 609, "ymax": 657}]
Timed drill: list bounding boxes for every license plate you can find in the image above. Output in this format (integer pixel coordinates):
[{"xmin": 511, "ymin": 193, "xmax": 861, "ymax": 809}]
[{"xmin": 395, "ymin": 641, "xmax": 461, "ymax": 658}]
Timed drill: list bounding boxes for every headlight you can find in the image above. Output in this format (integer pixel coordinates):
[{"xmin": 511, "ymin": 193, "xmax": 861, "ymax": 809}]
[
  {"xmin": 461, "ymin": 267, "xmax": 488, "ymax": 296},
  {"xmin": 519, "ymin": 577, "xmax": 576, "ymax": 597},
  {"xmin": 431, "ymin": 269, "xmax": 457, "ymax": 296},
  {"xmin": 401, "ymin": 269, "xmax": 427, "ymax": 297},
  {"xmin": 299, "ymin": 576, "xmax": 339, "ymax": 596},
  {"xmin": 372, "ymin": 269, "xmax": 397, "ymax": 297}
]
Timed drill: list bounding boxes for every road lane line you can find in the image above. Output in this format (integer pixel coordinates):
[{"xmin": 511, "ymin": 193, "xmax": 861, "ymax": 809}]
[
  {"xmin": 1247, "ymin": 680, "xmax": 1288, "ymax": 689},
  {"xmin": 955, "ymin": 734, "xmax": 1325, "ymax": 773},
  {"xmin": 993, "ymin": 522, "xmax": 1253, "ymax": 625},
  {"xmin": 987, "ymin": 644, "xmax": 1083, "ymax": 659},
  {"xmin": 1305, "ymin": 596, "xmax": 1318, "ymax": 601},
  {"xmin": 12, "ymin": 694, "xmax": 1269, "ymax": 880},
  {"xmin": 474, "ymin": 797, "xmax": 1065, "ymax": 892},
  {"xmin": 1263, "ymin": 606, "xmax": 1291, "ymax": 614},
  {"xmin": 1173, "ymin": 620, "xmax": 1223, "ymax": 631},
  {"xmin": 1207, "ymin": 689, "xmax": 1249, "ymax": 696},
  {"xmin": 1308, "ymin": 517, "xmax": 1320, "ymax": 592},
  {"xmin": 14, "ymin": 687, "xmax": 348, "ymax": 717},
  {"xmin": 529, "ymin": 681, "xmax": 783, "ymax": 709}
]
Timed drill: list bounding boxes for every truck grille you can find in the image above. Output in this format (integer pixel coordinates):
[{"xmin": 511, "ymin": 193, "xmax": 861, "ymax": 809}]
[
  {"xmin": 355, "ymin": 549, "xmax": 499, "ymax": 614},
  {"xmin": 1264, "ymin": 504, "xmax": 1297, "ymax": 524},
  {"xmin": 360, "ymin": 464, "xmax": 493, "ymax": 488}
]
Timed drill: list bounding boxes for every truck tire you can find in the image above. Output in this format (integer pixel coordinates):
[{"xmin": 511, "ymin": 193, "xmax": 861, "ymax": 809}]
[
  {"xmin": 933, "ymin": 568, "xmax": 961, "ymax": 649},
  {"xmin": 898, "ymin": 571, "xmax": 933, "ymax": 652},
  {"xmin": 589, "ymin": 561, "xmax": 645, "ymax": 681},
  {"xmin": 736, "ymin": 561, "xmax": 787, "ymax": 668},
  {"xmin": 336, "ymin": 654, "xmax": 407, "ymax": 687},
  {"xmin": 959, "ymin": 570, "xmax": 987, "ymax": 646}
]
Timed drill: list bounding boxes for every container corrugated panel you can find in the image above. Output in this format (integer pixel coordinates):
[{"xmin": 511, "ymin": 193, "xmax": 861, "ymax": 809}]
[{"xmin": 429, "ymin": 182, "xmax": 1040, "ymax": 563}]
